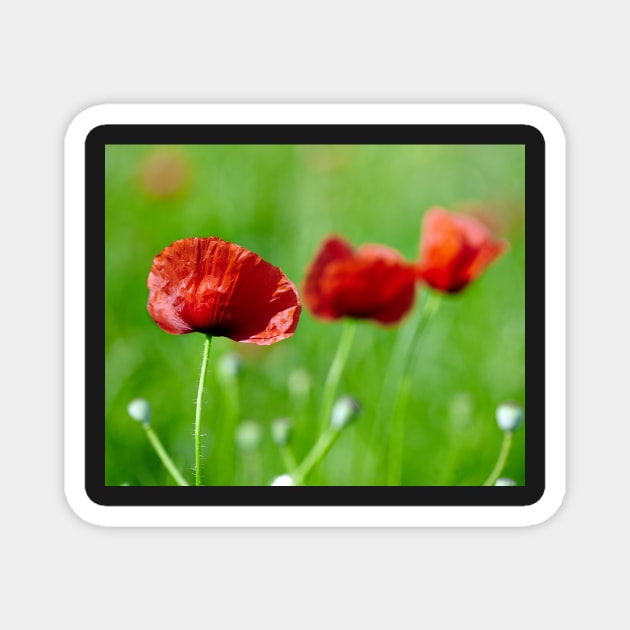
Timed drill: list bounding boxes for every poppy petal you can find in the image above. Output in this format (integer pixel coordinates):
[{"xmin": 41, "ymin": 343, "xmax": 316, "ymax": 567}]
[{"xmin": 147, "ymin": 237, "xmax": 301, "ymax": 345}]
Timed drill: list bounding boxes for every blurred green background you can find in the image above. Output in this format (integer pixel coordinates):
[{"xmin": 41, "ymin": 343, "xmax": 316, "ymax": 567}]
[{"xmin": 105, "ymin": 143, "xmax": 525, "ymax": 486}]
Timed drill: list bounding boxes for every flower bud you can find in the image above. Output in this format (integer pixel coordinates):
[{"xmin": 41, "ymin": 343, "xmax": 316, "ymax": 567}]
[
  {"xmin": 496, "ymin": 402, "xmax": 524, "ymax": 432},
  {"xmin": 235, "ymin": 420, "xmax": 263, "ymax": 452},
  {"xmin": 271, "ymin": 417, "xmax": 293, "ymax": 447},
  {"xmin": 331, "ymin": 395, "xmax": 362, "ymax": 431},
  {"xmin": 494, "ymin": 478, "xmax": 517, "ymax": 486},
  {"xmin": 127, "ymin": 398, "xmax": 151, "ymax": 425},
  {"xmin": 217, "ymin": 352, "xmax": 242, "ymax": 380},
  {"xmin": 270, "ymin": 474, "xmax": 295, "ymax": 486}
]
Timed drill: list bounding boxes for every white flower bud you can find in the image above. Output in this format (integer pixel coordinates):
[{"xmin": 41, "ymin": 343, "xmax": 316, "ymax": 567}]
[
  {"xmin": 235, "ymin": 420, "xmax": 263, "ymax": 452},
  {"xmin": 496, "ymin": 402, "xmax": 524, "ymax": 432},
  {"xmin": 270, "ymin": 475, "xmax": 295, "ymax": 486},
  {"xmin": 494, "ymin": 478, "xmax": 517, "ymax": 486},
  {"xmin": 127, "ymin": 398, "xmax": 151, "ymax": 425},
  {"xmin": 331, "ymin": 395, "xmax": 362, "ymax": 431}
]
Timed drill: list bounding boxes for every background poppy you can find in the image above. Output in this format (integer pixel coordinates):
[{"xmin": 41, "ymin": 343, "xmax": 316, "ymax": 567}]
[
  {"xmin": 303, "ymin": 236, "xmax": 417, "ymax": 325},
  {"xmin": 417, "ymin": 207, "xmax": 509, "ymax": 293}
]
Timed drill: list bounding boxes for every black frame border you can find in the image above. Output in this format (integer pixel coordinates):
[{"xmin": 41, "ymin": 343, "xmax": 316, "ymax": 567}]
[{"xmin": 88, "ymin": 123, "xmax": 545, "ymax": 507}]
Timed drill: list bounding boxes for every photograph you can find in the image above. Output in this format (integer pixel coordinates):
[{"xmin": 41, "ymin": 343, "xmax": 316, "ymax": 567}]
[{"xmin": 103, "ymin": 136, "xmax": 527, "ymax": 491}]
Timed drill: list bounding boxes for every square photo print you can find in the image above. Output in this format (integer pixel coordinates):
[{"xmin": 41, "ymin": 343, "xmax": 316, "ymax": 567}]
[{"xmin": 64, "ymin": 104, "xmax": 565, "ymax": 526}]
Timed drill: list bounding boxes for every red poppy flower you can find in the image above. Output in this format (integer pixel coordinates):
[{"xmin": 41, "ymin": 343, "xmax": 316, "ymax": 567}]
[
  {"xmin": 303, "ymin": 236, "xmax": 417, "ymax": 325},
  {"xmin": 147, "ymin": 237, "xmax": 301, "ymax": 345},
  {"xmin": 417, "ymin": 207, "xmax": 509, "ymax": 293}
]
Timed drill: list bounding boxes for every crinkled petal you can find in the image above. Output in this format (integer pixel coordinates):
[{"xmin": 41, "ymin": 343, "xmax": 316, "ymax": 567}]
[{"xmin": 147, "ymin": 237, "xmax": 301, "ymax": 345}]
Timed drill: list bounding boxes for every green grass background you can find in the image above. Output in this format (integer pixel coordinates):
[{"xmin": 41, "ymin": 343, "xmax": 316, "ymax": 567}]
[{"xmin": 105, "ymin": 143, "xmax": 525, "ymax": 486}]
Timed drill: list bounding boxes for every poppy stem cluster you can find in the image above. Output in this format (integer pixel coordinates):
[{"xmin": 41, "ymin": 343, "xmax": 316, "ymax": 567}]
[{"xmin": 298, "ymin": 207, "xmax": 513, "ymax": 485}]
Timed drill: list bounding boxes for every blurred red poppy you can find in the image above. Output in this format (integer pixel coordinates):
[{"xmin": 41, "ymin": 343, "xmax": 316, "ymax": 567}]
[
  {"xmin": 147, "ymin": 237, "xmax": 301, "ymax": 345},
  {"xmin": 417, "ymin": 207, "xmax": 509, "ymax": 293},
  {"xmin": 303, "ymin": 236, "xmax": 416, "ymax": 325}
]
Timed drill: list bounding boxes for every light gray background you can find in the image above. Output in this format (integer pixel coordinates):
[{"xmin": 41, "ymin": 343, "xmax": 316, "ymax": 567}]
[{"xmin": 2, "ymin": 1, "xmax": 626, "ymax": 627}]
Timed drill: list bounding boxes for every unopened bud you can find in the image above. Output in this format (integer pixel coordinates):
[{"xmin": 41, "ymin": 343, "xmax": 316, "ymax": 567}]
[
  {"xmin": 270, "ymin": 475, "xmax": 295, "ymax": 486},
  {"xmin": 496, "ymin": 402, "xmax": 524, "ymax": 432},
  {"xmin": 271, "ymin": 417, "xmax": 293, "ymax": 446},
  {"xmin": 235, "ymin": 420, "xmax": 263, "ymax": 452},
  {"xmin": 494, "ymin": 478, "xmax": 517, "ymax": 486},
  {"xmin": 331, "ymin": 395, "xmax": 362, "ymax": 431},
  {"xmin": 127, "ymin": 398, "xmax": 151, "ymax": 425}
]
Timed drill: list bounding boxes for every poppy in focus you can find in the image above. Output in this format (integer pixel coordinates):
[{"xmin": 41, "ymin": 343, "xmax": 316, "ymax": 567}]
[
  {"xmin": 303, "ymin": 236, "xmax": 417, "ymax": 325},
  {"xmin": 147, "ymin": 237, "xmax": 301, "ymax": 345},
  {"xmin": 417, "ymin": 207, "xmax": 509, "ymax": 293}
]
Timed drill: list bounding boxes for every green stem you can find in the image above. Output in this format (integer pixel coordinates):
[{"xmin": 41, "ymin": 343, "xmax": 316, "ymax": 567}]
[
  {"xmin": 195, "ymin": 335, "xmax": 212, "ymax": 486},
  {"xmin": 380, "ymin": 291, "xmax": 441, "ymax": 484},
  {"xmin": 144, "ymin": 425, "xmax": 189, "ymax": 486},
  {"xmin": 317, "ymin": 320, "xmax": 357, "ymax": 434},
  {"xmin": 483, "ymin": 431, "xmax": 514, "ymax": 486},
  {"xmin": 293, "ymin": 429, "xmax": 342, "ymax": 486}
]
